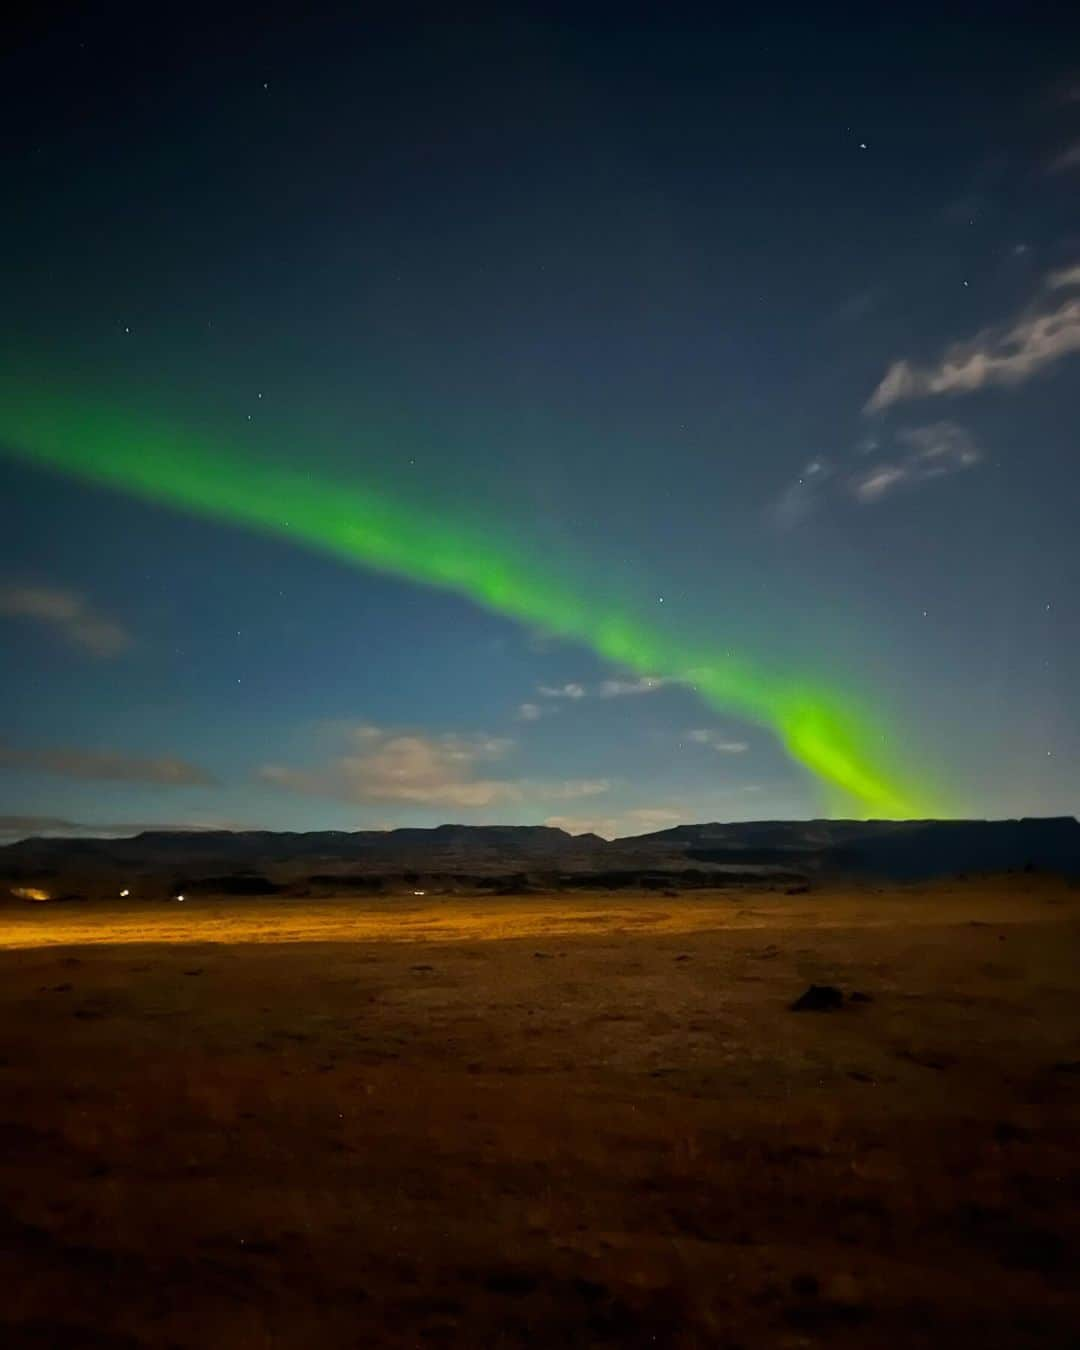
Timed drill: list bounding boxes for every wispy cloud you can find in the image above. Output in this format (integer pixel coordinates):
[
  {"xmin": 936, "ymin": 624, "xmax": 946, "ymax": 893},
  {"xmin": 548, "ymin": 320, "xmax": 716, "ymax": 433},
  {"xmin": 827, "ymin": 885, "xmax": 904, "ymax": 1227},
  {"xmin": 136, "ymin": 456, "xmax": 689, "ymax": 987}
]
[
  {"xmin": 537, "ymin": 682, "xmax": 586, "ymax": 700},
  {"xmin": 849, "ymin": 422, "xmax": 982, "ymax": 503},
  {"xmin": 1047, "ymin": 141, "xmax": 1080, "ymax": 174},
  {"xmin": 516, "ymin": 702, "xmax": 543, "ymax": 722},
  {"xmin": 0, "ymin": 743, "xmax": 216, "ymax": 785},
  {"xmin": 537, "ymin": 676, "xmax": 674, "ymax": 702},
  {"xmin": 850, "ymin": 466, "xmax": 909, "ymax": 502},
  {"xmin": 260, "ymin": 723, "xmax": 608, "ymax": 809},
  {"xmin": 1046, "ymin": 263, "xmax": 1080, "ymax": 290},
  {"xmin": 865, "ymin": 276, "xmax": 1080, "ymax": 412},
  {"xmin": 686, "ymin": 728, "xmax": 749, "ymax": 753},
  {"xmin": 774, "ymin": 423, "xmax": 981, "ymax": 520},
  {"xmin": 0, "ymin": 584, "xmax": 131, "ymax": 658},
  {"xmin": 544, "ymin": 806, "xmax": 684, "ymax": 840},
  {"xmin": 771, "ymin": 457, "xmax": 836, "ymax": 528},
  {"xmin": 0, "ymin": 815, "xmax": 252, "ymax": 843},
  {"xmin": 598, "ymin": 676, "xmax": 674, "ymax": 698}
]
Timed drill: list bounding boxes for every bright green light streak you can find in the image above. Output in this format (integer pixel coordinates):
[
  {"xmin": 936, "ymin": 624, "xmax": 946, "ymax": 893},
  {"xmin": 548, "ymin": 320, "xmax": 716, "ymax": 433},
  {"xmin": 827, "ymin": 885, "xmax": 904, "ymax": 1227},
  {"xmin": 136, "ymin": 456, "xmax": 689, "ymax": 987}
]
[{"xmin": 0, "ymin": 387, "xmax": 942, "ymax": 817}]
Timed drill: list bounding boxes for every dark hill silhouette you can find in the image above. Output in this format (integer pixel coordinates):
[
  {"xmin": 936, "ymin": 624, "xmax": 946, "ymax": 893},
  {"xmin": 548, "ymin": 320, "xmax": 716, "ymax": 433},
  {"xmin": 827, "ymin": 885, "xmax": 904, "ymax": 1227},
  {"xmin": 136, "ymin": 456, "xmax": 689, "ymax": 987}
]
[{"xmin": 1, "ymin": 818, "xmax": 1078, "ymax": 888}]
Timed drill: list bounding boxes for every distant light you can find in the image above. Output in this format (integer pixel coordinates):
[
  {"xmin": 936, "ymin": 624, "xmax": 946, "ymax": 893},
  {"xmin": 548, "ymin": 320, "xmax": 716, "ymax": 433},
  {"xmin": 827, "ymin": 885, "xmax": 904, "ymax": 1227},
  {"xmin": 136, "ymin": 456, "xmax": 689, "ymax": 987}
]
[
  {"xmin": 120, "ymin": 888, "xmax": 130, "ymax": 897},
  {"xmin": 413, "ymin": 890, "xmax": 426, "ymax": 896},
  {"xmin": 175, "ymin": 894, "xmax": 185, "ymax": 902},
  {"xmin": 11, "ymin": 886, "xmax": 50, "ymax": 902}
]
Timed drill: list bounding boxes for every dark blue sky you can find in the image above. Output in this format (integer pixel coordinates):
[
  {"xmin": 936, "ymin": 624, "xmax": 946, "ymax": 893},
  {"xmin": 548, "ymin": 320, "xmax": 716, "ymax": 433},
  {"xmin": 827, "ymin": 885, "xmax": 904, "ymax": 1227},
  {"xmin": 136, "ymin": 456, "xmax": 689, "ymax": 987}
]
[{"xmin": 2, "ymin": 5, "xmax": 1078, "ymax": 838}]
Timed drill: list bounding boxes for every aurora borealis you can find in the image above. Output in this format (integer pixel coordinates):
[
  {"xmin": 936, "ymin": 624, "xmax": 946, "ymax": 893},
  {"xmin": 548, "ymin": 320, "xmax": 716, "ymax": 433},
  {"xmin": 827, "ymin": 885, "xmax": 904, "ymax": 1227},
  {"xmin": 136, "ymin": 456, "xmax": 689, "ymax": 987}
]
[
  {"xmin": 1, "ymin": 8, "xmax": 1077, "ymax": 838},
  {"xmin": 0, "ymin": 385, "xmax": 932, "ymax": 817}
]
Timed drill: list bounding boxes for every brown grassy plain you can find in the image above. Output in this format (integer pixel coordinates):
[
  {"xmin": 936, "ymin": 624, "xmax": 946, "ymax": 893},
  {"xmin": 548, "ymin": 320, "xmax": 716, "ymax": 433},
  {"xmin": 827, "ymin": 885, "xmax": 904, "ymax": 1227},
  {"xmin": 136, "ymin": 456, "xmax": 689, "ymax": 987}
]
[{"xmin": 1, "ymin": 880, "xmax": 1079, "ymax": 1348}]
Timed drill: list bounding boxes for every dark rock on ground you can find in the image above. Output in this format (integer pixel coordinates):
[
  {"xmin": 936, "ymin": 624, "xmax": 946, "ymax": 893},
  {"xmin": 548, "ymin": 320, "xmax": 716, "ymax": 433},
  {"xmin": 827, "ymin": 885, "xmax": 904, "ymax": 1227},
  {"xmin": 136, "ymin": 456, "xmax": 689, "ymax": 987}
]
[{"xmin": 790, "ymin": 984, "xmax": 844, "ymax": 1012}]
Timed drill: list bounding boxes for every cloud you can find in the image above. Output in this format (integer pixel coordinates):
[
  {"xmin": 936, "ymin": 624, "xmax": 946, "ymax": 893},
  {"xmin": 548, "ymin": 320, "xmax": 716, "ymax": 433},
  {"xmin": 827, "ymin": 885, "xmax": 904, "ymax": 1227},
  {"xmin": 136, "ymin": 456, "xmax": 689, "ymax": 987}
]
[
  {"xmin": 865, "ymin": 290, "xmax": 1080, "ymax": 412},
  {"xmin": 543, "ymin": 780, "xmax": 610, "ymax": 800},
  {"xmin": 544, "ymin": 806, "xmax": 685, "ymax": 840},
  {"xmin": 537, "ymin": 682, "xmax": 586, "ymax": 699},
  {"xmin": 543, "ymin": 815, "xmax": 621, "ymax": 838},
  {"xmin": 1047, "ymin": 141, "xmax": 1080, "ymax": 174},
  {"xmin": 824, "ymin": 287, "xmax": 884, "ymax": 327},
  {"xmin": 773, "ymin": 423, "xmax": 981, "ymax": 520},
  {"xmin": 771, "ymin": 458, "xmax": 836, "ymax": 527},
  {"xmin": 0, "ymin": 743, "xmax": 216, "ymax": 785},
  {"xmin": 516, "ymin": 702, "xmax": 543, "ymax": 722},
  {"xmin": 686, "ymin": 729, "xmax": 749, "ymax": 753},
  {"xmin": 1046, "ymin": 263, "xmax": 1080, "ymax": 290},
  {"xmin": 848, "ymin": 422, "xmax": 982, "ymax": 503},
  {"xmin": 598, "ymin": 676, "xmax": 673, "ymax": 697},
  {"xmin": 260, "ymin": 724, "xmax": 608, "ymax": 809},
  {"xmin": 851, "ymin": 466, "xmax": 908, "ymax": 502},
  {"xmin": 0, "ymin": 584, "xmax": 131, "ymax": 657},
  {"xmin": 537, "ymin": 676, "xmax": 676, "ymax": 701},
  {"xmin": 0, "ymin": 815, "xmax": 252, "ymax": 843}
]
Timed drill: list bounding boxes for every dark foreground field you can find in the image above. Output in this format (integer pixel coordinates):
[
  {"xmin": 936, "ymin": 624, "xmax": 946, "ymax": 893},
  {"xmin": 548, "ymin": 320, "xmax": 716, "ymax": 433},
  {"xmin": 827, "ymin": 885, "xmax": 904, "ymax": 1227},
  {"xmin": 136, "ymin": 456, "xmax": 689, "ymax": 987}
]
[{"xmin": 2, "ymin": 881, "xmax": 1079, "ymax": 1348}]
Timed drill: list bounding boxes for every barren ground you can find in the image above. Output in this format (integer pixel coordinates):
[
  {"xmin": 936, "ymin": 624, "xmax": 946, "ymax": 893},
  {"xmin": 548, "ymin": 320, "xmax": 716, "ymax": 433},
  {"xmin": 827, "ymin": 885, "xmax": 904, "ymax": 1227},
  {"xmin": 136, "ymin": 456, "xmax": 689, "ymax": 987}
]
[{"xmin": 2, "ymin": 880, "xmax": 1079, "ymax": 1348}]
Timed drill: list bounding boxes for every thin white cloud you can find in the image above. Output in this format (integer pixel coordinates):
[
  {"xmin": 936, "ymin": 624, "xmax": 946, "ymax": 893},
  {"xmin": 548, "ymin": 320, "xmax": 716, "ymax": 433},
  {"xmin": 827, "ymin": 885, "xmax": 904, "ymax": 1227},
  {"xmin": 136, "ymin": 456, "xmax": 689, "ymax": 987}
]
[
  {"xmin": 538, "ymin": 675, "xmax": 676, "ymax": 701},
  {"xmin": 545, "ymin": 806, "xmax": 684, "ymax": 840},
  {"xmin": 538, "ymin": 682, "xmax": 586, "ymax": 700},
  {"xmin": 1046, "ymin": 263, "xmax": 1080, "ymax": 290},
  {"xmin": 686, "ymin": 729, "xmax": 749, "ymax": 753},
  {"xmin": 598, "ymin": 676, "xmax": 673, "ymax": 697},
  {"xmin": 0, "ymin": 743, "xmax": 216, "ymax": 785},
  {"xmin": 848, "ymin": 422, "xmax": 981, "ymax": 503},
  {"xmin": 0, "ymin": 815, "xmax": 254, "ymax": 843},
  {"xmin": 544, "ymin": 815, "xmax": 621, "ymax": 838},
  {"xmin": 773, "ymin": 423, "xmax": 981, "ymax": 520},
  {"xmin": 260, "ymin": 724, "xmax": 608, "ymax": 809},
  {"xmin": 545, "ymin": 780, "xmax": 610, "ymax": 800},
  {"xmin": 0, "ymin": 584, "xmax": 131, "ymax": 657},
  {"xmin": 516, "ymin": 702, "xmax": 543, "ymax": 722},
  {"xmin": 851, "ymin": 466, "xmax": 909, "ymax": 502},
  {"xmin": 1047, "ymin": 141, "xmax": 1080, "ymax": 173},
  {"xmin": 771, "ymin": 457, "xmax": 835, "ymax": 528},
  {"xmin": 865, "ymin": 289, "xmax": 1080, "ymax": 412},
  {"xmin": 896, "ymin": 421, "xmax": 983, "ymax": 473}
]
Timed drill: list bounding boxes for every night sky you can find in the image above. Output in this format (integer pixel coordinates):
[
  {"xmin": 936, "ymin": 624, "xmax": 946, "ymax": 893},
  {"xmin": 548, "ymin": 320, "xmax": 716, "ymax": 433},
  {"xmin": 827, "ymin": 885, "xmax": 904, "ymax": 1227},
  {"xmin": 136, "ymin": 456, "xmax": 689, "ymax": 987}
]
[{"xmin": 2, "ymin": 5, "xmax": 1078, "ymax": 840}]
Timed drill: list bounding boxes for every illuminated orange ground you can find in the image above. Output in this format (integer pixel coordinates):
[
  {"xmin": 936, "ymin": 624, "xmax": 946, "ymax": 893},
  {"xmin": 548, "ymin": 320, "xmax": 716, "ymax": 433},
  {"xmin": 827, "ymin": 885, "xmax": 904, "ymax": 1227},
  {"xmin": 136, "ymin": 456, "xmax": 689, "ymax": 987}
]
[
  {"xmin": 0, "ymin": 881, "xmax": 1067, "ymax": 949},
  {"xmin": 1, "ymin": 880, "xmax": 1079, "ymax": 1348}
]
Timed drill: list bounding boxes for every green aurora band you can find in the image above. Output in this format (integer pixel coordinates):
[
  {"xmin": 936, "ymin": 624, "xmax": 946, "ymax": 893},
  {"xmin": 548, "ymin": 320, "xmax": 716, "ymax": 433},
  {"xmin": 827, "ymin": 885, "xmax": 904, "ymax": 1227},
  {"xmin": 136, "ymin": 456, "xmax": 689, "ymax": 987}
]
[{"xmin": 0, "ymin": 387, "xmax": 943, "ymax": 817}]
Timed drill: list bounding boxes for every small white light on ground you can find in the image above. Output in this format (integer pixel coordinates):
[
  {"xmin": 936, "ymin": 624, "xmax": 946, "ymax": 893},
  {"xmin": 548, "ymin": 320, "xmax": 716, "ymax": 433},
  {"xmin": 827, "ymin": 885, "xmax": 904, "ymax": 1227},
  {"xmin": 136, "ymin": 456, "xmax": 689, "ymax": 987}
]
[
  {"xmin": 176, "ymin": 894, "xmax": 185, "ymax": 902},
  {"xmin": 120, "ymin": 889, "xmax": 130, "ymax": 897},
  {"xmin": 413, "ymin": 890, "xmax": 426, "ymax": 896}
]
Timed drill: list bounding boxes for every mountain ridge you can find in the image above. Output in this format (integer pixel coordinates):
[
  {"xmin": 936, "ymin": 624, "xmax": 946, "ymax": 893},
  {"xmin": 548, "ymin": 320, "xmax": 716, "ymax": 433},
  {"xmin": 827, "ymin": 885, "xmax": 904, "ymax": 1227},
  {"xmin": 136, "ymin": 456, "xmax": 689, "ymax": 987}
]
[{"xmin": 2, "ymin": 817, "xmax": 1078, "ymax": 883}]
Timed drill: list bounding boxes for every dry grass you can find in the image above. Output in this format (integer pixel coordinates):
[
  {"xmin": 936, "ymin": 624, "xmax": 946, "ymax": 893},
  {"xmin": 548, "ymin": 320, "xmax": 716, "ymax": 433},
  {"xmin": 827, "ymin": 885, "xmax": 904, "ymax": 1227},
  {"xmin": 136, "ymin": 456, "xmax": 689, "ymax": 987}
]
[{"xmin": 1, "ymin": 879, "xmax": 1079, "ymax": 1347}]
